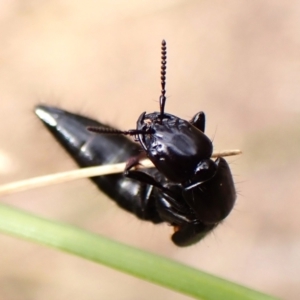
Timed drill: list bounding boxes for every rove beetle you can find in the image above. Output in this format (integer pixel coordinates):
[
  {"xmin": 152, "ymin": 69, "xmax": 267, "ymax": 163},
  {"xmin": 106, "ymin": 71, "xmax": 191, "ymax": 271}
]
[{"xmin": 35, "ymin": 40, "xmax": 236, "ymax": 246}]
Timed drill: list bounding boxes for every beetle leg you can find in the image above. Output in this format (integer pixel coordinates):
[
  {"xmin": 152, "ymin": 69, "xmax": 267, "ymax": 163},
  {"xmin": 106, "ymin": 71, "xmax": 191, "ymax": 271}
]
[
  {"xmin": 125, "ymin": 169, "xmax": 164, "ymax": 190},
  {"xmin": 155, "ymin": 193, "xmax": 192, "ymax": 224},
  {"xmin": 155, "ymin": 189, "xmax": 217, "ymax": 246},
  {"xmin": 171, "ymin": 221, "xmax": 217, "ymax": 247},
  {"xmin": 125, "ymin": 152, "xmax": 147, "ymax": 171},
  {"xmin": 189, "ymin": 111, "xmax": 205, "ymax": 132},
  {"xmin": 125, "ymin": 169, "xmax": 196, "ymax": 225}
]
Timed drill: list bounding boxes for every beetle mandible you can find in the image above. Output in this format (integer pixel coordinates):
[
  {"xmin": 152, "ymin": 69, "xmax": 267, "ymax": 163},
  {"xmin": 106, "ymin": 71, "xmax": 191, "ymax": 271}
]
[{"xmin": 35, "ymin": 40, "xmax": 236, "ymax": 246}]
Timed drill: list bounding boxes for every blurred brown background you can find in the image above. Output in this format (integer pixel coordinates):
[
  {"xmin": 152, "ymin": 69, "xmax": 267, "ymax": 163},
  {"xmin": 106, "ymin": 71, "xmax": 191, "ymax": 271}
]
[{"xmin": 0, "ymin": 1, "xmax": 299, "ymax": 299}]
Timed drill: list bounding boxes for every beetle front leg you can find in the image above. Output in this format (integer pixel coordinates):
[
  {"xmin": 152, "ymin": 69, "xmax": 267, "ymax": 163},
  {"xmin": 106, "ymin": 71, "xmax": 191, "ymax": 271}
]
[
  {"xmin": 125, "ymin": 152, "xmax": 148, "ymax": 171},
  {"xmin": 125, "ymin": 169, "xmax": 166, "ymax": 189}
]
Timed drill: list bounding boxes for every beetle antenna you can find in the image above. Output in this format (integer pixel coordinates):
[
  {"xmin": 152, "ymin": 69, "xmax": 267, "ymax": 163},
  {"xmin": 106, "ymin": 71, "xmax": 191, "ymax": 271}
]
[
  {"xmin": 159, "ymin": 40, "xmax": 167, "ymax": 120},
  {"xmin": 87, "ymin": 126, "xmax": 152, "ymax": 136}
]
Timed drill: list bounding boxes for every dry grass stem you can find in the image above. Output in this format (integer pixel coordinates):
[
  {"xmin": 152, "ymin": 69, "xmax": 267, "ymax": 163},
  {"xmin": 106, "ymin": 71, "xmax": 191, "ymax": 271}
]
[{"xmin": 0, "ymin": 149, "xmax": 241, "ymax": 196}]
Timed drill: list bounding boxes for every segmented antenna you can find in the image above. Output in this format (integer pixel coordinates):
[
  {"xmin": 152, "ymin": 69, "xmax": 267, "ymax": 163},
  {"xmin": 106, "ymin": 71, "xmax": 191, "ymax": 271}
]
[{"xmin": 159, "ymin": 40, "xmax": 167, "ymax": 119}]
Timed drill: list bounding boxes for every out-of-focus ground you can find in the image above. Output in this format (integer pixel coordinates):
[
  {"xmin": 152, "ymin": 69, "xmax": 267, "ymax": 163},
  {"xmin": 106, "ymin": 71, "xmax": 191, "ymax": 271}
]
[{"xmin": 0, "ymin": 1, "xmax": 299, "ymax": 299}]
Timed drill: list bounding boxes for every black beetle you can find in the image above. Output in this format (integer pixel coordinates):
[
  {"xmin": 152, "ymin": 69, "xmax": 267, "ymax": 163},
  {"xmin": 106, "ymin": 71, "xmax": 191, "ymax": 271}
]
[{"xmin": 35, "ymin": 40, "xmax": 236, "ymax": 246}]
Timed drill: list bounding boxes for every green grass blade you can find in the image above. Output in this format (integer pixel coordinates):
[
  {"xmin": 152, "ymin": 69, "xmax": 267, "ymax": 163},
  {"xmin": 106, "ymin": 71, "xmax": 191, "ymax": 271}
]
[{"xmin": 0, "ymin": 203, "xmax": 279, "ymax": 300}]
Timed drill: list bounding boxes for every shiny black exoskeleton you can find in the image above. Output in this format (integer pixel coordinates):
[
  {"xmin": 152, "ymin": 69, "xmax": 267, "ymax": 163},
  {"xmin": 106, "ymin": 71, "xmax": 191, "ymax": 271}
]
[{"xmin": 35, "ymin": 40, "xmax": 236, "ymax": 246}]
